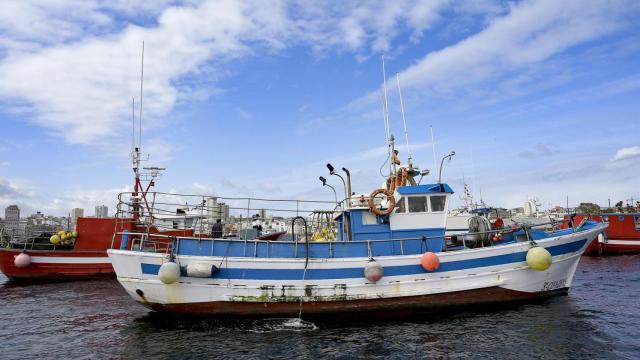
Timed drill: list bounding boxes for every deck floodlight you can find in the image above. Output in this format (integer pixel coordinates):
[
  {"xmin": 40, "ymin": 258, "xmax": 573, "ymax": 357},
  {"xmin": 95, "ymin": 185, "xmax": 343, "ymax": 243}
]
[
  {"xmin": 326, "ymin": 163, "xmax": 335, "ymax": 174},
  {"xmin": 319, "ymin": 175, "xmax": 338, "ymax": 206},
  {"xmin": 438, "ymin": 151, "xmax": 456, "ymax": 184}
]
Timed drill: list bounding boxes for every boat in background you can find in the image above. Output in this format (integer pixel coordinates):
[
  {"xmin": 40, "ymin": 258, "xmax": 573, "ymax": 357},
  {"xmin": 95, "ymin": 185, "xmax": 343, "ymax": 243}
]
[
  {"xmin": 0, "ymin": 147, "xmax": 197, "ymax": 282},
  {"xmin": 0, "ymin": 217, "xmax": 120, "ymax": 280},
  {"xmin": 562, "ymin": 213, "xmax": 640, "ymax": 255}
]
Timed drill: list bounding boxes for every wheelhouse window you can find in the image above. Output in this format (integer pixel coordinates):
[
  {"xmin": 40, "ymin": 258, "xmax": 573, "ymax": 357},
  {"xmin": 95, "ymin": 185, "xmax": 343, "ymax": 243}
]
[
  {"xmin": 408, "ymin": 196, "xmax": 428, "ymax": 213},
  {"xmin": 430, "ymin": 195, "xmax": 446, "ymax": 212},
  {"xmin": 395, "ymin": 197, "xmax": 406, "ymax": 213},
  {"xmin": 362, "ymin": 211, "xmax": 378, "ymax": 225},
  {"xmin": 635, "ymin": 216, "xmax": 640, "ymax": 231}
]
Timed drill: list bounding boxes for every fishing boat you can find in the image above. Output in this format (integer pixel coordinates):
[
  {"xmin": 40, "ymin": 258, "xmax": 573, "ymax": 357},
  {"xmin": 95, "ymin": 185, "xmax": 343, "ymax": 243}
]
[
  {"xmin": 107, "ymin": 62, "xmax": 608, "ymax": 317},
  {"xmin": 562, "ymin": 213, "xmax": 640, "ymax": 255},
  {"xmin": 107, "ymin": 142, "xmax": 606, "ymax": 316}
]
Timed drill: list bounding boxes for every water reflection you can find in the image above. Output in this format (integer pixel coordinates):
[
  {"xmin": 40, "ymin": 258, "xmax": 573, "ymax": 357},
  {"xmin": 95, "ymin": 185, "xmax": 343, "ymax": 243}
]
[{"xmin": 114, "ymin": 295, "xmax": 620, "ymax": 359}]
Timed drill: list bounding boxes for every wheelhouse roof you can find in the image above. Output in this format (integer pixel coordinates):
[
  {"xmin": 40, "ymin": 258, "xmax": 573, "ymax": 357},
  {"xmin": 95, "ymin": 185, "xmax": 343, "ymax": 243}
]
[{"xmin": 396, "ymin": 183, "xmax": 454, "ymax": 195}]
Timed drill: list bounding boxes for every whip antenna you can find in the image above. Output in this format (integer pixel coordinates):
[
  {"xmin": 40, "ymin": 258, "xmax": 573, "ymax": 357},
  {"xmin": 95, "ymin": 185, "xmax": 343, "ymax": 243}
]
[
  {"xmin": 381, "ymin": 55, "xmax": 391, "ymax": 144},
  {"xmin": 396, "ymin": 73, "xmax": 412, "ymax": 166},
  {"xmin": 430, "ymin": 126, "xmax": 437, "ymax": 171},
  {"xmin": 131, "ymin": 97, "xmax": 135, "ymax": 153},
  {"xmin": 139, "ymin": 40, "xmax": 144, "ymax": 151}
]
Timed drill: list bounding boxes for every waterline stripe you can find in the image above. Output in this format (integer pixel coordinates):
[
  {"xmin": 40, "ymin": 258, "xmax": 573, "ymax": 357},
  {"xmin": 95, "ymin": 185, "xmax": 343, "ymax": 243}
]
[{"xmin": 140, "ymin": 239, "xmax": 587, "ymax": 280}]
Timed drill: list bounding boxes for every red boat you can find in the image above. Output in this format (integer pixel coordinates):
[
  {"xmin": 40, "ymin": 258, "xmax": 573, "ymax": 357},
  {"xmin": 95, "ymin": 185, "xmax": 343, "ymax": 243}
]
[
  {"xmin": 0, "ymin": 146, "xmax": 197, "ymax": 281},
  {"xmin": 0, "ymin": 218, "xmax": 124, "ymax": 281},
  {"xmin": 562, "ymin": 213, "xmax": 640, "ymax": 255},
  {"xmin": 0, "ymin": 217, "xmax": 197, "ymax": 281}
]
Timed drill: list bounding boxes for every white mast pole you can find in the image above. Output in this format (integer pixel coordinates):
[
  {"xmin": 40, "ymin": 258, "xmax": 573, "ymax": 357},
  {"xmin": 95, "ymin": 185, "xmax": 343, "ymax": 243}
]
[{"xmin": 396, "ymin": 73, "xmax": 412, "ymax": 166}]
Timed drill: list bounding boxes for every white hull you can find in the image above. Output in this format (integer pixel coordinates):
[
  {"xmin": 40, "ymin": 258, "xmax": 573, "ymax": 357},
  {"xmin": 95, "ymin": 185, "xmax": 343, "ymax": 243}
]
[{"xmin": 108, "ymin": 223, "xmax": 605, "ymax": 315}]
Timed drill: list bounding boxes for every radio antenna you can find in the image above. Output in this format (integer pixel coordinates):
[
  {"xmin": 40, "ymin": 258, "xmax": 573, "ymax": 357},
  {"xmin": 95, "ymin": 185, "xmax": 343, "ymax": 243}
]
[
  {"xmin": 131, "ymin": 97, "xmax": 135, "ymax": 153},
  {"xmin": 430, "ymin": 125, "xmax": 437, "ymax": 172},
  {"xmin": 139, "ymin": 40, "xmax": 144, "ymax": 150},
  {"xmin": 396, "ymin": 73, "xmax": 412, "ymax": 167},
  {"xmin": 381, "ymin": 55, "xmax": 391, "ymax": 144}
]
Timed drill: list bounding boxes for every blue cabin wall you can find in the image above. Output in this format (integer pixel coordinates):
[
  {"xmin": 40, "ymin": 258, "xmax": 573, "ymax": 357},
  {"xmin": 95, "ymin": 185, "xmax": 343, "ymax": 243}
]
[
  {"xmin": 349, "ymin": 209, "xmax": 444, "ymax": 252},
  {"xmin": 175, "ymin": 236, "xmax": 443, "ymax": 259}
]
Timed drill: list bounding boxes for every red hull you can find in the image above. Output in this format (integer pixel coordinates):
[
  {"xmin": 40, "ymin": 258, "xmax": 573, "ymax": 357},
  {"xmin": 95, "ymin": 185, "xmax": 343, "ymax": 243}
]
[
  {"xmin": 562, "ymin": 214, "xmax": 640, "ymax": 255},
  {"xmin": 142, "ymin": 286, "xmax": 569, "ymax": 318},
  {"xmin": 0, "ymin": 249, "xmax": 113, "ymax": 281},
  {"xmin": 0, "ymin": 217, "xmax": 193, "ymax": 281}
]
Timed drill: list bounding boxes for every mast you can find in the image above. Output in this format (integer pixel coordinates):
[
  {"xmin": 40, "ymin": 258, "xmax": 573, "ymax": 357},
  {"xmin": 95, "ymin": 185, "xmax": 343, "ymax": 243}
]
[
  {"xmin": 132, "ymin": 42, "xmax": 145, "ymax": 220},
  {"xmin": 381, "ymin": 55, "xmax": 394, "ymax": 175}
]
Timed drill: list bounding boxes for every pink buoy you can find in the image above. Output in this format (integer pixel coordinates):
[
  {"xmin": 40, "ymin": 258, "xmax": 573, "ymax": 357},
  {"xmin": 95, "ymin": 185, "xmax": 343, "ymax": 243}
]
[
  {"xmin": 364, "ymin": 260, "xmax": 384, "ymax": 282},
  {"xmin": 421, "ymin": 252, "xmax": 440, "ymax": 272},
  {"xmin": 14, "ymin": 252, "xmax": 31, "ymax": 268}
]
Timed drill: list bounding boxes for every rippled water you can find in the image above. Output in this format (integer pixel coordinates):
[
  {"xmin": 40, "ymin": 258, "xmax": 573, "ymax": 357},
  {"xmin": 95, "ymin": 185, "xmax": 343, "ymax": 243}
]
[{"xmin": 1, "ymin": 255, "xmax": 639, "ymax": 359}]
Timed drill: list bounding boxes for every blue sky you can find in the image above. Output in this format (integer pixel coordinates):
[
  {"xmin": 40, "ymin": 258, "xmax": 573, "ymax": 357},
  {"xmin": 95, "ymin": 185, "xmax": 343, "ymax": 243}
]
[{"xmin": 0, "ymin": 0, "xmax": 639, "ymax": 216}]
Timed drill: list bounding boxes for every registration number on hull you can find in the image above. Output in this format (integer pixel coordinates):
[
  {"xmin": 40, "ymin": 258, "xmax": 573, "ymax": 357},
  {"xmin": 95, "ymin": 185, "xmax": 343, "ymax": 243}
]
[{"xmin": 542, "ymin": 279, "xmax": 566, "ymax": 291}]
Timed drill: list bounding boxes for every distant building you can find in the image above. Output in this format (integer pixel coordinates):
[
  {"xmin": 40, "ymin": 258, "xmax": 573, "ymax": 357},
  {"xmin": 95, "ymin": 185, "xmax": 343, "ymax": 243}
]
[
  {"xmin": 4, "ymin": 205, "xmax": 20, "ymax": 233},
  {"xmin": 259, "ymin": 208, "xmax": 267, "ymax": 220},
  {"xmin": 71, "ymin": 208, "xmax": 84, "ymax": 222},
  {"xmin": 25, "ymin": 211, "xmax": 59, "ymax": 235},
  {"xmin": 206, "ymin": 197, "xmax": 230, "ymax": 222},
  {"xmin": 95, "ymin": 205, "xmax": 109, "ymax": 218}
]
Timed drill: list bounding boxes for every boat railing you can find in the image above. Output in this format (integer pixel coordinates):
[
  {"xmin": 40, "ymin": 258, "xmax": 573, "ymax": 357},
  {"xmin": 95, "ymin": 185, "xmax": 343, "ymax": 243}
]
[
  {"xmin": 0, "ymin": 227, "xmax": 73, "ymax": 251},
  {"xmin": 112, "ymin": 219, "xmax": 576, "ymax": 258},
  {"xmin": 113, "ymin": 191, "xmax": 347, "ymax": 240}
]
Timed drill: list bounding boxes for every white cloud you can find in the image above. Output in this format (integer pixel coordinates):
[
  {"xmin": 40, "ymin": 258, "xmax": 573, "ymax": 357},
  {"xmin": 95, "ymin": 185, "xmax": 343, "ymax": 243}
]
[
  {"xmin": 0, "ymin": 1, "xmax": 290, "ymax": 146},
  {"xmin": 0, "ymin": 0, "xmax": 476, "ymax": 147},
  {"xmin": 611, "ymin": 146, "xmax": 640, "ymax": 162},
  {"xmin": 287, "ymin": 0, "xmax": 497, "ymax": 59},
  {"xmin": 0, "ymin": 1, "xmax": 179, "ymax": 49},
  {"xmin": 350, "ymin": 0, "xmax": 639, "ymax": 110}
]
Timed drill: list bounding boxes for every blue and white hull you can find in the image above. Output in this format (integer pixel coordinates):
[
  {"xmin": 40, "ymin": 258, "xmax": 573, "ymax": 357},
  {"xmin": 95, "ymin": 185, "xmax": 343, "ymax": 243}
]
[{"xmin": 107, "ymin": 222, "xmax": 606, "ymax": 317}]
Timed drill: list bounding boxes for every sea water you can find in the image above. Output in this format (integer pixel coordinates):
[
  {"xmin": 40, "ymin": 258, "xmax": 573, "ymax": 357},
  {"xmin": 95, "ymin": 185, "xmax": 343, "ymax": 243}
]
[{"xmin": 0, "ymin": 255, "xmax": 638, "ymax": 359}]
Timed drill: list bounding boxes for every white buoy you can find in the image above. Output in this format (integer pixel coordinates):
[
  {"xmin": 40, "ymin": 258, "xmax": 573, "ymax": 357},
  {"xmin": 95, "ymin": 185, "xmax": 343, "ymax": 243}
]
[
  {"xmin": 597, "ymin": 233, "xmax": 605, "ymax": 244},
  {"xmin": 158, "ymin": 261, "xmax": 181, "ymax": 284},
  {"xmin": 14, "ymin": 252, "xmax": 31, "ymax": 268},
  {"xmin": 526, "ymin": 246, "xmax": 552, "ymax": 271},
  {"xmin": 364, "ymin": 260, "xmax": 384, "ymax": 282}
]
